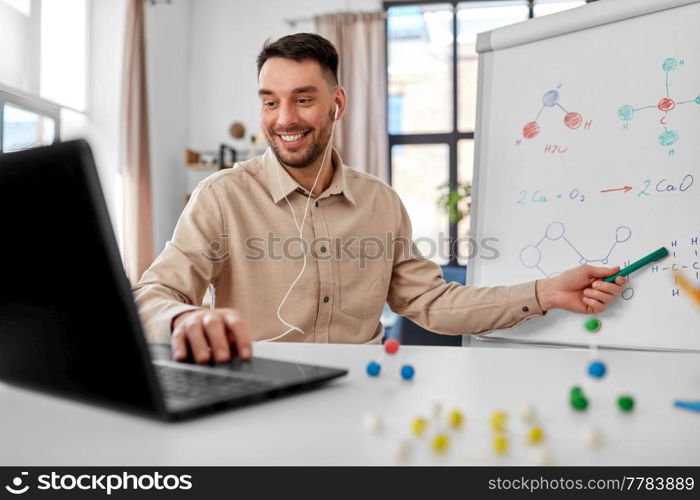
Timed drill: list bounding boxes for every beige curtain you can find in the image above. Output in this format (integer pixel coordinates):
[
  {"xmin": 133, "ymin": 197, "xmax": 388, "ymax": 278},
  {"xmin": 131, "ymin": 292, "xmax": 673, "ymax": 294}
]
[
  {"xmin": 315, "ymin": 12, "xmax": 388, "ymax": 183},
  {"xmin": 121, "ymin": 0, "xmax": 154, "ymax": 284}
]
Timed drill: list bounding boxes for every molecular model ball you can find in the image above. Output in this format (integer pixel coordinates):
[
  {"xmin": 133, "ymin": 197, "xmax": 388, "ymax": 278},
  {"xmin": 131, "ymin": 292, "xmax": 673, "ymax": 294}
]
[{"xmin": 366, "ymin": 339, "xmax": 415, "ymax": 381}]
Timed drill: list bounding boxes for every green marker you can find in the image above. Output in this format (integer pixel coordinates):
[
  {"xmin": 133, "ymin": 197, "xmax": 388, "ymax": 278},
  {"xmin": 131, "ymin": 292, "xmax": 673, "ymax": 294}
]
[{"xmin": 603, "ymin": 247, "xmax": 669, "ymax": 283}]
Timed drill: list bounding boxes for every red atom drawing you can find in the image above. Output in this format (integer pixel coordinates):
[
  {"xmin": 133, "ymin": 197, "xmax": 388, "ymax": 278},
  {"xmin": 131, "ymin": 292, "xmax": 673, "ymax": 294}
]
[
  {"xmin": 523, "ymin": 121, "xmax": 540, "ymax": 139},
  {"xmin": 657, "ymin": 97, "xmax": 676, "ymax": 111},
  {"xmin": 564, "ymin": 112, "xmax": 583, "ymax": 129}
]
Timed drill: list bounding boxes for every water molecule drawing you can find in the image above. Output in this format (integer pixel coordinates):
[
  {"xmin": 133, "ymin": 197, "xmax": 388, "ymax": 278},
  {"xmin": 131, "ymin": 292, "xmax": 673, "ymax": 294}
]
[{"xmin": 521, "ymin": 84, "xmax": 591, "ymax": 139}]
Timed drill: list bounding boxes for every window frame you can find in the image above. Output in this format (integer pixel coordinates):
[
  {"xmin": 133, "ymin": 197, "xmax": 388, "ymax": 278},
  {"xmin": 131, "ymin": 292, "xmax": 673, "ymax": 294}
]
[
  {"xmin": 384, "ymin": 0, "xmax": 537, "ymax": 265},
  {"xmin": 0, "ymin": 85, "xmax": 61, "ymax": 153}
]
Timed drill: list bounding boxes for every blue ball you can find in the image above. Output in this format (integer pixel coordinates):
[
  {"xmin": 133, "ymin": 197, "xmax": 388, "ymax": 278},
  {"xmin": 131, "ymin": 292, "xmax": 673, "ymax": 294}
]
[
  {"xmin": 366, "ymin": 361, "xmax": 381, "ymax": 377},
  {"xmin": 400, "ymin": 364, "xmax": 415, "ymax": 380},
  {"xmin": 588, "ymin": 361, "xmax": 606, "ymax": 379}
]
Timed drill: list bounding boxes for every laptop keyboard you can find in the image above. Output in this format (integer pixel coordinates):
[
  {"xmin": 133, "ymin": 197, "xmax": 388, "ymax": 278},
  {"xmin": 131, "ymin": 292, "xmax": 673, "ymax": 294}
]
[{"xmin": 153, "ymin": 362, "xmax": 275, "ymax": 409}]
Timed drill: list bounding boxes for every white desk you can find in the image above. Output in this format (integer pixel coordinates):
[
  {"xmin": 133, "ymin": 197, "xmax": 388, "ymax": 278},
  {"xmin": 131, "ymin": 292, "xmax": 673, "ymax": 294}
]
[{"xmin": 1, "ymin": 343, "xmax": 699, "ymax": 465}]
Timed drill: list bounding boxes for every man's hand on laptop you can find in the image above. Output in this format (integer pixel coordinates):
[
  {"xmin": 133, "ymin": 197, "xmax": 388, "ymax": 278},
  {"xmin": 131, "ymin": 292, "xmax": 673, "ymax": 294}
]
[{"xmin": 171, "ymin": 309, "xmax": 252, "ymax": 364}]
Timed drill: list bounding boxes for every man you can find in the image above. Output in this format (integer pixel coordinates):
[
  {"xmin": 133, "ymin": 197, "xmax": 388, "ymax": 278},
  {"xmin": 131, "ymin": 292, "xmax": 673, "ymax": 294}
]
[{"xmin": 133, "ymin": 33, "xmax": 627, "ymax": 365}]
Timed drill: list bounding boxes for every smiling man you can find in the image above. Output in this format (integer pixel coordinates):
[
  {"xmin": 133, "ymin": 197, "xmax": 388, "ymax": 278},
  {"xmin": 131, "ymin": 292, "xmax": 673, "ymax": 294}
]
[{"xmin": 133, "ymin": 33, "xmax": 627, "ymax": 364}]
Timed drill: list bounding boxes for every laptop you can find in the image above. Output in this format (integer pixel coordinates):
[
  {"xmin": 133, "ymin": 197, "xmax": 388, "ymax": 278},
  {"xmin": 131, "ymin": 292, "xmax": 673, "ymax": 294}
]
[{"xmin": 0, "ymin": 140, "xmax": 347, "ymax": 421}]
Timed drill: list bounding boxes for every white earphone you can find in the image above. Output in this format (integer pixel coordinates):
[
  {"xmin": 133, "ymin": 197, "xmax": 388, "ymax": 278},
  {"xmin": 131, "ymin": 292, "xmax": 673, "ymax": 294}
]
[{"xmin": 265, "ymin": 102, "xmax": 339, "ymax": 342}]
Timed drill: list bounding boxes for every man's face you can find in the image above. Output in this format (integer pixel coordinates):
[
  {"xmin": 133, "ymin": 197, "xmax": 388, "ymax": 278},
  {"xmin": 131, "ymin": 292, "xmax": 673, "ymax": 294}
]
[{"xmin": 258, "ymin": 58, "xmax": 337, "ymax": 169}]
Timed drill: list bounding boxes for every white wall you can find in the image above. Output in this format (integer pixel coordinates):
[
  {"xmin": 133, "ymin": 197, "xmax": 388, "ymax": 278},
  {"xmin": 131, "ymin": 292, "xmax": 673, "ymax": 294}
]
[
  {"xmin": 187, "ymin": 0, "xmax": 381, "ymax": 151},
  {"xmin": 60, "ymin": 0, "xmax": 127, "ymax": 243},
  {"xmin": 0, "ymin": 0, "xmax": 40, "ymax": 93},
  {"xmin": 145, "ymin": 0, "xmax": 191, "ymax": 253}
]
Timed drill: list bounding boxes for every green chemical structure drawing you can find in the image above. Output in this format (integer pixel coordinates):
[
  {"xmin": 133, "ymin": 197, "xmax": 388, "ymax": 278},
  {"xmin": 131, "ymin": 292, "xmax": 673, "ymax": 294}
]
[{"xmin": 617, "ymin": 57, "xmax": 700, "ymax": 155}]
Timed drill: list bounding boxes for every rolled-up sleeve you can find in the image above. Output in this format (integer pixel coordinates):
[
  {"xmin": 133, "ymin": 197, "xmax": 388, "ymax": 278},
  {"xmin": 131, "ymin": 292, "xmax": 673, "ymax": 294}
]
[
  {"xmin": 386, "ymin": 194, "xmax": 544, "ymax": 335},
  {"xmin": 132, "ymin": 178, "xmax": 226, "ymax": 343}
]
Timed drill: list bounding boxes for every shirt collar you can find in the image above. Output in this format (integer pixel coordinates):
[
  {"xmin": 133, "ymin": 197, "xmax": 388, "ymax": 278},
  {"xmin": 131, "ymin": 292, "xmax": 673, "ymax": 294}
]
[{"xmin": 262, "ymin": 147, "xmax": 357, "ymax": 207}]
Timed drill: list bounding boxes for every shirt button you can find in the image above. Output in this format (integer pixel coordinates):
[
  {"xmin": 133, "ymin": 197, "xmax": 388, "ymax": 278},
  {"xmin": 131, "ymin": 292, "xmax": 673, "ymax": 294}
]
[
  {"xmin": 323, "ymin": 296, "xmax": 329, "ymax": 303},
  {"xmin": 315, "ymin": 201, "xmax": 319, "ymax": 207},
  {"xmin": 522, "ymin": 306, "xmax": 529, "ymax": 313},
  {"xmin": 320, "ymin": 246, "xmax": 327, "ymax": 253}
]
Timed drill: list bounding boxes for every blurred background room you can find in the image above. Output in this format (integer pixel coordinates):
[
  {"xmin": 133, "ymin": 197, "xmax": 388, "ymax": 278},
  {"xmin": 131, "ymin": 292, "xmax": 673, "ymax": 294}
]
[{"xmin": 0, "ymin": 0, "xmax": 588, "ymax": 342}]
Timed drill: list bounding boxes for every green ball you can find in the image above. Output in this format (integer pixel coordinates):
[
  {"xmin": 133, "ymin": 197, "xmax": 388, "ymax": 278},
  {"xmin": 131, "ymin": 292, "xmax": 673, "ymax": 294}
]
[
  {"xmin": 571, "ymin": 395, "xmax": 589, "ymax": 411},
  {"xmin": 570, "ymin": 386, "xmax": 584, "ymax": 397},
  {"xmin": 584, "ymin": 317, "xmax": 601, "ymax": 333},
  {"xmin": 618, "ymin": 395, "xmax": 635, "ymax": 412}
]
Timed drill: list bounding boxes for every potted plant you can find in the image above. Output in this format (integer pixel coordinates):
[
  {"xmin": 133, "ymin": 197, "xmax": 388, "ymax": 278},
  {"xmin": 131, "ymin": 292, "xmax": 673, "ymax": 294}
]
[{"xmin": 437, "ymin": 181, "xmax": 472, "ymax": 224}]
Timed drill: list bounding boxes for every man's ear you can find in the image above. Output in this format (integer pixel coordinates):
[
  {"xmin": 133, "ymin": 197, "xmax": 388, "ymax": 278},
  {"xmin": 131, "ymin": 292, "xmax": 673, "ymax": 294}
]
[{"xmin": 333, "ymin": 86, "xmax": 347, "ymax": 121}]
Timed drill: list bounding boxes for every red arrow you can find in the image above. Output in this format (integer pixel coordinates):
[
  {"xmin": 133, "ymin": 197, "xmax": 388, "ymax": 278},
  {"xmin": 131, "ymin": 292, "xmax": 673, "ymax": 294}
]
[{"xmin": 600, "ymin": 185, "xmax": 632, "ymax": 194}]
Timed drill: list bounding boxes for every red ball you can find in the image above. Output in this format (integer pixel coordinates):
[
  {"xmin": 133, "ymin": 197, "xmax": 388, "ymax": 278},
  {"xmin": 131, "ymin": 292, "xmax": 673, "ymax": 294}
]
[{"xmin": 384, "ymin": 338, "xmax": 400, "ymax": 354}]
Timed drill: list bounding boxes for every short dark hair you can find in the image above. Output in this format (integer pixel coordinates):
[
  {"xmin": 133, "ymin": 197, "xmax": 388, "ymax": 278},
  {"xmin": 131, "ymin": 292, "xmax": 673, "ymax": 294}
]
[{"xmin": 256, "ymin": 33, "xmax": 339, "ymax": 87}]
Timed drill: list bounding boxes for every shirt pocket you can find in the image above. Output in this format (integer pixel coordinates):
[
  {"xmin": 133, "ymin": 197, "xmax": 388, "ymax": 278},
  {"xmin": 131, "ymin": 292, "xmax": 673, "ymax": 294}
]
[{"xmin": 338, "ymin": 243, "xmax": 388, "ymax": 319}]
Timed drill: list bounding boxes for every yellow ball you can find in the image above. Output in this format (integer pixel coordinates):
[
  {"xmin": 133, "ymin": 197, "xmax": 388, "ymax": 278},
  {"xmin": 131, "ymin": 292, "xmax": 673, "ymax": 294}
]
[
  {"xmin": 411, "ymin": 417, "xmax": 427, "ymax": 437},
  {"xmin": 490, "ymin": 411, "xmax": 508, "ymax": 433},
  {"xmin": 448, "ymin": 409, "xmax": 464, "ymax": 430},
  {"xmin": 432, "ymin": 433, "xmax": 449, "ymax": 454},
  {"xmin": 493, "ymin": 434, "xmax": 509, "ymax": 455},
  {"xmin": 527, "ymin": 426, "xmax": 544, "ymax": 445}
]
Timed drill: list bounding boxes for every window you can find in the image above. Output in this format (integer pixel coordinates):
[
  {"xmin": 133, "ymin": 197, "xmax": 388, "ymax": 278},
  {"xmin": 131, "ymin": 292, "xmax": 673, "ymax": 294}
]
[
  {"xmin": 386, "ymin": 0, "xmax": 585, "ymax": 265},
  {"xmin": 533, "ymin": 0, "xmax": 586, "ymax": 17},
  {"xmin": 0, "ymin": 0, "xmax": 86, "ymax": 152},
  {"xmin": 0, "ymin": 0, "xmax": 88, "ymax": 111},
  {"xmin": 0, "ymin": 89, "xmax": 60, "ymax": 153},
  {"xmin": 392, "ymin": 143, "xmax": 450, "ymax": 260},
  {"xmin": 40, "ymin": 0, "xmax": 87, "ymax": 111},
  {"xmin": 387, "ymin": 3, "xmax": 453, "ymax": 135}
]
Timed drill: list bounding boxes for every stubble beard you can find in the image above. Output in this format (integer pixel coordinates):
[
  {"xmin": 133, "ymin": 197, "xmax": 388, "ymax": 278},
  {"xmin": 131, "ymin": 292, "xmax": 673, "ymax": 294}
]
[{"xmin": 267, "ymin": 110, "xmax": 334, "ymax": 169}]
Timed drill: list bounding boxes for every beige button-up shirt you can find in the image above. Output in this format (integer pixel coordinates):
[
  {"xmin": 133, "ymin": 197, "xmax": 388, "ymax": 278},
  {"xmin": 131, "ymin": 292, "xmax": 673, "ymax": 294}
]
[{"xmin": 133, "ymin": 148, "xmax": 544, "ymax": 344}]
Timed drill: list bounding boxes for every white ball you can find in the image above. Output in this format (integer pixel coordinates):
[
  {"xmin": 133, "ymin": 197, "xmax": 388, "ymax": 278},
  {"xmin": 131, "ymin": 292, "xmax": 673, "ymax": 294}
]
[
  {"xmin": 585, "ymin": 427, "xmax": 602, "ymax": 449},
  {"xmin": 396, "ymin": 440, "xmax": 412, "ymax": 463},
  {"xmin": 518, "ymin": 404, "xmax": 536, "ymax": 423},
  {"xmin": 534, "ymin": 449, "xmax": 554, "ymax": 465},
  {"xmin": 362, "ymin": 413, "xmax": 383, "ymax": 434},
  {"xmin": 430, "ymin": 402, "xmax": 443, "ymax": 420}
]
